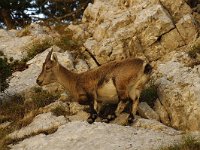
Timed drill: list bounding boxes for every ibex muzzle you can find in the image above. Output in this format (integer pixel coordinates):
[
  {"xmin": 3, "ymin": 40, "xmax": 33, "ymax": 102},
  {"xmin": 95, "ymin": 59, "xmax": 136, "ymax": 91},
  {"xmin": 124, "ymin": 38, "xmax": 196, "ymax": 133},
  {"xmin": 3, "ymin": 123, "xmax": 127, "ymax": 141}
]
[{"xmin": 37, "ymin": 49, "xmax": 152, "ymax": 124}]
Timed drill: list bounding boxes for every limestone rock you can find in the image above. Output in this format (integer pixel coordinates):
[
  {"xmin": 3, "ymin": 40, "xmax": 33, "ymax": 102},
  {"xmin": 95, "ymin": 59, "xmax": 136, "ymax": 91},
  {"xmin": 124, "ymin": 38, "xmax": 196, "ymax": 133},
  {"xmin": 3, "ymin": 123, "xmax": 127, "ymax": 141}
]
[
  {"xmin": 160, "ymin": 0, "xmax": 192, "ymax": 22},
  {"xmin": 154, "ymin": 99, "xmax": 171, "ymax": 126},
  {"xmin": 161, "ymin": 28, "xmax": 185, "ymax": 50},
  {"xmin": 134, "ymin": 4, "xmax": 174, "ymax": 47},
  {"xmin": 8, "ymin": 112, "xmax": 67, "ymax": 140},
  {"xmin": 68, "ymin": 0, "xmax": 199, "ymax": 64},
  {"xmin": 0, "ymin": 24, "xmax": 53, "ymax": 61},
  {"xmin": 176, "ymin": 14, "xmax": 198, "ymax": 44},
  {"xmin": 111, "ymin": 113, "xmax": 130, "ymax": 126},
  {"xmin": 154, "ymin": 51, "xmax": 200, "ymax": 131},
  {"xmin": 132, "ymin": 118, "xmax": 183, "ymax": 135},
  {"xmin": 138, "ymin": 102, "xmax": 160, "ymax": 121},
  {"xmin": 68, "ymin": 24, "xmax": 91, "ymax": 41},
  {"xmin": 10, "ymin": 121, "xmax": 183, "ymax": 150},
  {"xmin": 69, "ymin": 102, "xmax": 88, "ymax": 115},
  {"xmin": 68, "ymin": 111, "xmax": 89, "ymax": 122}
]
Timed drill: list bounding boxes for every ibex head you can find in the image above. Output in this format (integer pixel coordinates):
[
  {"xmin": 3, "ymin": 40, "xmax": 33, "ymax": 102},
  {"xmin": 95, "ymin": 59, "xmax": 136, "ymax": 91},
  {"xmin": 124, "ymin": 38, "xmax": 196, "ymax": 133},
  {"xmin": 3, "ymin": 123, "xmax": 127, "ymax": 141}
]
[{"xmin": 36, "ymin": 49, "xmax": 59, "ymax": 86}]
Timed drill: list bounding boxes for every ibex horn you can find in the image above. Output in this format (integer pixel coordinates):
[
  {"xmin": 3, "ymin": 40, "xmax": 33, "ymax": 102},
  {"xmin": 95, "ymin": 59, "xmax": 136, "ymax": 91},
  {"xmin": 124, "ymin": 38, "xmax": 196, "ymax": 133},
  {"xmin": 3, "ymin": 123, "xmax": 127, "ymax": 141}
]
[{"xmin": 45, "ymin": 48, "xmax": 53, "ymax": 62}]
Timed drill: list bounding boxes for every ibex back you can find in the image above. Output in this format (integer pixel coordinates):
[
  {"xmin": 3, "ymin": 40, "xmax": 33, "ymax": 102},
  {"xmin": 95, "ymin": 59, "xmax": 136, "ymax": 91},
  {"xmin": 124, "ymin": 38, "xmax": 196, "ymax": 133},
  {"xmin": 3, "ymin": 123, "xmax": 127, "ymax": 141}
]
[{"xmin": 37, "ymin": 49, "xmax": 152, "ymax": 123}]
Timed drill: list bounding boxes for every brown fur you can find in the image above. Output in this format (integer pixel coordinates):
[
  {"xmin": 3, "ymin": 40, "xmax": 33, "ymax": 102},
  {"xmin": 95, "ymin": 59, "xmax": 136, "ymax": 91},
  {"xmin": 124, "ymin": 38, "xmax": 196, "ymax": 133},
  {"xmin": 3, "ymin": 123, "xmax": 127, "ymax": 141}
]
[{"xmin": 37, "ymin": 50, "xmax": 151, "ymax": 123}]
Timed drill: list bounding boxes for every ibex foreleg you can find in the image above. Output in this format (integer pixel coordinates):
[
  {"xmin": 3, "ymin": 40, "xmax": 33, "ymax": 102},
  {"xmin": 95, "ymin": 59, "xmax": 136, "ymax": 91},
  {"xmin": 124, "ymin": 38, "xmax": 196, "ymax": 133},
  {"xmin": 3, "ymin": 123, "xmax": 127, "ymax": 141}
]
[
  {"xmin": 128, "ymin": 87, "xmax": 142, "ymax": 123},
  {"xmin": 78, "ymin": 93, "xmax": 98, "ymax": 124}
]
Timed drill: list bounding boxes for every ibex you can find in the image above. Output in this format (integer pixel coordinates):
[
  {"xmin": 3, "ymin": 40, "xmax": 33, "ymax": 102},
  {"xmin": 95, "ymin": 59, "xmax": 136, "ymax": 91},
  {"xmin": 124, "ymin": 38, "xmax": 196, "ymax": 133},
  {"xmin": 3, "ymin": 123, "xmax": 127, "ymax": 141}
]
[{"xmin": 37, "ymin": 49, "xmax": 152, "ymax": 123}]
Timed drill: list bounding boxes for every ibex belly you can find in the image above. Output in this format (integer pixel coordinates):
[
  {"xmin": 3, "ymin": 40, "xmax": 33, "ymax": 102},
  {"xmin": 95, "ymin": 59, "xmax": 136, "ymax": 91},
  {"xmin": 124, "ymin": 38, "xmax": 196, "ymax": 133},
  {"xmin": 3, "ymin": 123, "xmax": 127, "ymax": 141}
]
[{"xmin": 97, "ymin": 79, "xmax": 119, "ymax": 104}]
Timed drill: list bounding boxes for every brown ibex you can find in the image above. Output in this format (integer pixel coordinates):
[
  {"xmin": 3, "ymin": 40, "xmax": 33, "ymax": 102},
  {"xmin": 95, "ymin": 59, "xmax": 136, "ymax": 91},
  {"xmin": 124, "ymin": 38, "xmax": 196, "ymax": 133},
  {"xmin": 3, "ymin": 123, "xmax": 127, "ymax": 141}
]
[{"xmin": 36, "ymin": 49, "xmax": 152, "ymax": 123}]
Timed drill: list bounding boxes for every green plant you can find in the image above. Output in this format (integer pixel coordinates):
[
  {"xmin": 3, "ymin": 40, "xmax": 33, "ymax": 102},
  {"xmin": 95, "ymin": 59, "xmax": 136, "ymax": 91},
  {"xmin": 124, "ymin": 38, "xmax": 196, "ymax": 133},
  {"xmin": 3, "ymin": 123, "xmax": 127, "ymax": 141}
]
[
  {"xmin": 51, "ymin": 105, "xmax": 68, "ymax": 116},
  {"xmin": 30, "ymin": 89, "xmax": 59, "ymax": 110},
  {"xmin": 0, "ymin": 57, "xmax": 12, "ymax": 92},
  {"xmin": 160, "ymin": 136, "xmax": 200, "ymax": 150},
  {"xmin": 188, "ymin": 44, "xmax": 200, "ymax": 59},
  {"xmin": 0, "ymin": 51, "xmax": 4, "ymax": 56},
  {"xmin": 0, "ymin": 94, "xmax": 25, "ymax": 122},
  {"xmin": 53, "ymin": 25, "xmax": 82, "ymax": 52},
  {"xmin": 10, "ymin": 58, "xmax": 28, "ymax": 72},
  {"xmin": 140, "ymin": 85, "xmax": 158, "ymax": 108},
  {"xmin": 26, "ymin": 39, "xmax": 53, "ymax": 60}
]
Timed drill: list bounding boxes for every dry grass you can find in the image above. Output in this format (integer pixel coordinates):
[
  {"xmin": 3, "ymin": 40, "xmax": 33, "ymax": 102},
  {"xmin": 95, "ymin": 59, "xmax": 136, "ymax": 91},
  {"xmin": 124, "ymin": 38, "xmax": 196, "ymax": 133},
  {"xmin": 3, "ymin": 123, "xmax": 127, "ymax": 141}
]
[
  {"xmin": 0, "ymin": 88, "xmax": 60, "ymax": 149},
  {"xmin": 0, "ymin": 94, "xmax": 25, "ymax": 123},
  {"xmin": 1, "ymin": 126, "xmax": 58, "ymax": 149},
  {"xmin": 52, "ymin": 25, "xmax": 84, "ymax": 58},
  {"xmin": 26, "ymin": 38, "xmax": 53, "ymax": 59},
  {"xmin": 160, "ymin": 136, "xmax": 200, "ymax": 150},
  {"xmin": 51, "ymin": 105, "xmax": 68, "ymax": 116},
  {"xmin": 16, "ymin": 27, "xmax": 31, "ymax": 37},
  {"xmin": 188, "ymin": 44, "xmax": 200, "ymax": 59}
]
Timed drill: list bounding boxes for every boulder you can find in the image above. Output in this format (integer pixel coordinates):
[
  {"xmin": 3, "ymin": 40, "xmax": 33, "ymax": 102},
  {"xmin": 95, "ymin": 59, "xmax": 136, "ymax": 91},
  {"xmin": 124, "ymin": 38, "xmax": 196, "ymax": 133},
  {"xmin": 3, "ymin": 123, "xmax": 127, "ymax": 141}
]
[
  {"xmin": 154, "ymin": 51, "xmax": 200, "ymax": 131},
  {"xmin": 176, "ymin": 14, "xmax": 198, "ymax": 44},
  {"xmin": 154, "ymin": 99, "xmax": 171, "ymax": 126},
  {"xmin": 8, "ymin": 112, "xmax": 67, "ymax": 140},
  {"xmin": 138, "ymin": 102, "xmax": 160, "ymax": 121},
  {"xmin": 0, "ymin": 23, "xmax": 53, "ymax": 61}
]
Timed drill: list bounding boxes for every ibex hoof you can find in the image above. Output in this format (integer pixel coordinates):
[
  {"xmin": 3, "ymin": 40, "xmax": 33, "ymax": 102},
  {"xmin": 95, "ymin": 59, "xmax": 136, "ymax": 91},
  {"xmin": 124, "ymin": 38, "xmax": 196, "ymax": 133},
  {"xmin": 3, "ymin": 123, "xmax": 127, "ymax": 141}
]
[
  {"xmin": 107, "ymin": 114, "xmax": 116, "ymax": 120},
  {"xmin": 128, "ymin": 114, "xmax": 135, "ymax": 124},
  {"xmin": 87, "ymin": 113, "xmax": 98, "ymax": 124},
  {"xmin": 102, "ymin": 118, "xmax": 110, "ymax": 123},
  {"xmin": 87, "ymin": 118, "xmax": 95, "ymax": 124}
]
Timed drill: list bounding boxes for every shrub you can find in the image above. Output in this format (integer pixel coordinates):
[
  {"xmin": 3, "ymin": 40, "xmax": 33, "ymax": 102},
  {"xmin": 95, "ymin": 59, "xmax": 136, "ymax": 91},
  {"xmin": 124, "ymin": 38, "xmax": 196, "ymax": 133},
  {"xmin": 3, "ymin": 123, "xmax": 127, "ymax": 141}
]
[
  {"xmin": 0, "ymin": 57, "xmax": 12, "ymax": 92},
  {"xmin": 140, "ymin": 85, "xmax": 158, "ymax": 108},
  {"xmin": 53, "ymin": 25, "xmax": 82, "ymax": 52},
  {"xmin": 26, "ymin": 38, "xmax": 53, "ymax": 60},
  {"xmin": 25, "ymin": 88, "xmax": 60, "ymax": 112},
  {"xmin": 188, "ymin": 44, "xmax": 200, "ymax": 59},
  {"xmin": 160, "ymin": 136, "xmax": 200, "ymax": 150},
  {"xmin": 51, "ymin": 105, "xmax": 68, "ymax": 116},
  {"xmin": 0, "ymin": 94, "xmax": 25, "ymax": 122}
]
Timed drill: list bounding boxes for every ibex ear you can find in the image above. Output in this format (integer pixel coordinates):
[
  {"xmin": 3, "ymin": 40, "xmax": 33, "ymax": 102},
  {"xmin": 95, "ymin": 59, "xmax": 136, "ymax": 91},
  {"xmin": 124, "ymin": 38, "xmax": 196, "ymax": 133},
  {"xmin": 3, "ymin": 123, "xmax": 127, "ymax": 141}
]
[{"xmin": 52, "ymin": 53, "xmax": 58, "ymax": 62}]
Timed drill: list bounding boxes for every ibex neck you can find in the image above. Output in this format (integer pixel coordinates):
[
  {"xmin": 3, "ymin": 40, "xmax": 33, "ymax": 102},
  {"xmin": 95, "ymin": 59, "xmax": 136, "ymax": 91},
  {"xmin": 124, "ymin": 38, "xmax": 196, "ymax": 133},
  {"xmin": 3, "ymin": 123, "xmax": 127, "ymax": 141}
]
[{"xmin": 54, "ymin": 64, "xmax": 78, "ymax": 92}]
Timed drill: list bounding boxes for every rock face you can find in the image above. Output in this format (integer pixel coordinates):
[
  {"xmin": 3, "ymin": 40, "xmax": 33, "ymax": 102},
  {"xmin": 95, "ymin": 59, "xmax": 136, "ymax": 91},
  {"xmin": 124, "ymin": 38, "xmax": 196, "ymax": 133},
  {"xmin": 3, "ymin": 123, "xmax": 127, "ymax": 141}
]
[
  {"xmin": 154, "ymin": 51, "xmax": 200, "ymax": 131},
  {"xmin": 0, "ymin": 24, "xmax": 53, "ymax": 61},
  {"xmin": 67, "ymin": 0, "xmax": 200, "ymax": 131},
  {"xmin": 69, "ymin": 0, "xmax": 198, "ymax": 63}
]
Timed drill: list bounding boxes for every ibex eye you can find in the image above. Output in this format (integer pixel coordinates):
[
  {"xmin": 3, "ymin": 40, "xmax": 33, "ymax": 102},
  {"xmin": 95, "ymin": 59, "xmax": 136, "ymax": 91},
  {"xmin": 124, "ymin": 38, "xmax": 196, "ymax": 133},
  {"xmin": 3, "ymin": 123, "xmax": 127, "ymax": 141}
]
[{"xmin": 46, "ymin": 66, "xmax": 51, "ymax": 70}]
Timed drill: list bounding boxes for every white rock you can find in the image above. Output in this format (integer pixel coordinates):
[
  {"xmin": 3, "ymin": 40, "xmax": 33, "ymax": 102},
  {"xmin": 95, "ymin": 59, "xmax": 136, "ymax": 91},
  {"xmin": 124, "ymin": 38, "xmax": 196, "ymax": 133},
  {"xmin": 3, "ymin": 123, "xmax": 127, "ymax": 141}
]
[
  {"xmin": 10, "ymin": 121, "xmax": 182, "ymax": 150},
  {"xmin": 138, "ymin": 102, "xmax": 160, "ymax": 121},
  {"xmin": 155, "ymin": 51, "xmax": 200, "ymax": 131},
  {"xmin": 8, "ymin": 112, "xmax": 67, "ymax": 140}
]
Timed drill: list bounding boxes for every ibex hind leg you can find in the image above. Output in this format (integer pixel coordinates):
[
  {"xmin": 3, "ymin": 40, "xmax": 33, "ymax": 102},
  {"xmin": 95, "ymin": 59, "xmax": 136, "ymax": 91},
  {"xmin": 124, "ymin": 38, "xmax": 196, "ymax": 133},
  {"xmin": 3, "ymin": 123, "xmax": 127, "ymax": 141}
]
[
  {"xmin": 128, "ymin": 90, "xmax": 140, "ymax": 124},
  {"xmin": 100, "ymin": 104, "xmax": 117, "ymax": 123}
]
